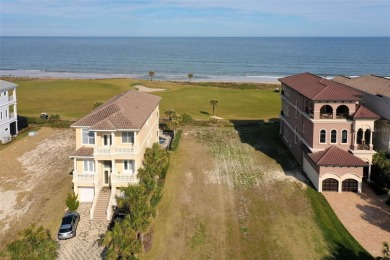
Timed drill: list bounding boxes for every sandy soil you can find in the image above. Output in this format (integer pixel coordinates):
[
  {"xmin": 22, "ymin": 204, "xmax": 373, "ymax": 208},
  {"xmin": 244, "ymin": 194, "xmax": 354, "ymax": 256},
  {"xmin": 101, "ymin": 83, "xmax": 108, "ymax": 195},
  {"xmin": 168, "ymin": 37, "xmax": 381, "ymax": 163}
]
[
  {"xmin": 0, "ymin": 127, "xmax": 75, "ymax": 248},
  {"xmin": 133, "ymin": 85, "xmax": 166, "ymax": 92}
]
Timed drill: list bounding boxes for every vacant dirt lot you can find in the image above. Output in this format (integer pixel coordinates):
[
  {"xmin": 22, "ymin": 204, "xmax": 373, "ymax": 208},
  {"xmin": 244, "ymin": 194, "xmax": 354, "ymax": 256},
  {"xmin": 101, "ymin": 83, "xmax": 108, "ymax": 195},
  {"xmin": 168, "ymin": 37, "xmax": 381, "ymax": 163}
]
[
  {"xmin": 145, "ymin": 126, "xmax": 328, "ymax": 259},
  {"xmin": 0, "ymin": 127, "xmax": 75, "ymax": 249}
]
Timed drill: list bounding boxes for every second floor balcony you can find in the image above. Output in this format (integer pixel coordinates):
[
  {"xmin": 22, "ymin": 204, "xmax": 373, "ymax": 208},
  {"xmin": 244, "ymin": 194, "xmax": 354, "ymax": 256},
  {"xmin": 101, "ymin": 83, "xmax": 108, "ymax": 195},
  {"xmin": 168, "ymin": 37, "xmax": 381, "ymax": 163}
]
[{"xmin": 94, "ymin": 146, "xmax": 138, "ymax": 156}]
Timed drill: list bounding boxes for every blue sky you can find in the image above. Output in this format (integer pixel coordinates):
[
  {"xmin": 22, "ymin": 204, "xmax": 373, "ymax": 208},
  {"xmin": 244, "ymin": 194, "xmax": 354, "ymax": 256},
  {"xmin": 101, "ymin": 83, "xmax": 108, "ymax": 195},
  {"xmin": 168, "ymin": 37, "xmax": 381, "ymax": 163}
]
[{"xmin": 0, "ymin": 0, "xmax": 389, "ymax": 37}]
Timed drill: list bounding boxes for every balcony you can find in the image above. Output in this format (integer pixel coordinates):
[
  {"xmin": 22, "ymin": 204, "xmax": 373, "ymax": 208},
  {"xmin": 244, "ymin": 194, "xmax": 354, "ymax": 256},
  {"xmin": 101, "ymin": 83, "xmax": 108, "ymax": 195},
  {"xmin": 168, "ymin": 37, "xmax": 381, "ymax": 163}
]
[
  {"xmin": 94, "ymin": 146, "xmax": 137, "ymax": 156},
  {"xmin": 111, "ymin": 172, "xmax": 136, "ymax": 183},
  {"xmin": 320, "ymin": 113, "xmax": 333, "ymax": 119},
  {"xmin": 73, "ymin": 171, "xmax": 97, "ymax": 183},
  {"xmin": 336, "ymin": 113, "xmax": 348, "ymax": 119}
]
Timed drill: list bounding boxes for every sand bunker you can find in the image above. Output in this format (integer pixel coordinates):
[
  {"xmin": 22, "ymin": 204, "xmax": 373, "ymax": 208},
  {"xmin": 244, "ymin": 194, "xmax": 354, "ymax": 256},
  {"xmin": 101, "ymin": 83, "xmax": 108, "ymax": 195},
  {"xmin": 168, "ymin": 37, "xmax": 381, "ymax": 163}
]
[{"xmin": 133, "ymin": 85, "xmax": 166, "ymax": 92}]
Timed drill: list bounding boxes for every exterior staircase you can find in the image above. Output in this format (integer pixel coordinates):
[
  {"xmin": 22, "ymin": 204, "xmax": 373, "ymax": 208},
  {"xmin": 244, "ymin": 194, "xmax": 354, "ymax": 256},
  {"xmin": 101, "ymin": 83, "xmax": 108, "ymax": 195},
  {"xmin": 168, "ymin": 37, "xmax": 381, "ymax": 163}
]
[{"xmin": 93, "ymin": 188, "xmax": 110, "ymax": 221}]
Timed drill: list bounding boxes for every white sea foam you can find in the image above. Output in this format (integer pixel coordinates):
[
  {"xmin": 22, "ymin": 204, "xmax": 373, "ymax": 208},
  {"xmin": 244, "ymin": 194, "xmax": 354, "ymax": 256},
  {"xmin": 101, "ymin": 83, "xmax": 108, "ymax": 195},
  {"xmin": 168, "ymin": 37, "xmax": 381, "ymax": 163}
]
[{"xmin": 0, "ymin": 69, "xmax": 281, "ymax": 83}]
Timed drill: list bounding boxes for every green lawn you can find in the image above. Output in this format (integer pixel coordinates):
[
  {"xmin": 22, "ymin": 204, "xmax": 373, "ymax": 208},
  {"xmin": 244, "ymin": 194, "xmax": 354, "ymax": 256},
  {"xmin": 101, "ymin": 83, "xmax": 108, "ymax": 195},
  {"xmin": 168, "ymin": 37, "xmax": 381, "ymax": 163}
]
[{"xmin": 2, "ymin": 77, "xmax": 280, "ymax": 121}]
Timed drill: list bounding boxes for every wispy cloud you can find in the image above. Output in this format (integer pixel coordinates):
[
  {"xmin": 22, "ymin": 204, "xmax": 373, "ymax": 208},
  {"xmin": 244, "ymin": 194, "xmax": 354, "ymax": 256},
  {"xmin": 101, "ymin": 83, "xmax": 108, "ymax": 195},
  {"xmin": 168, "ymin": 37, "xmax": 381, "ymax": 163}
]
[{"xmin": 1, "ymin": 0, "xmax": 389, "ymax": 36}]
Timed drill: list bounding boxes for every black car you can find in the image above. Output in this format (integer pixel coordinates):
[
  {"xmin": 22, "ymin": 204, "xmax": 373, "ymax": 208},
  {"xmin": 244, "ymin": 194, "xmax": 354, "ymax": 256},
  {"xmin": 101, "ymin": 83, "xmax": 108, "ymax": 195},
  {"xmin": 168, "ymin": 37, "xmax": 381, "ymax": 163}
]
[
  {"xmin": 58, "ymin": 211, "xmax": 80, "ymax": 240},
  {"xmin": 108, "ymin": 207, "xmax": 129, "ymax": 231}
]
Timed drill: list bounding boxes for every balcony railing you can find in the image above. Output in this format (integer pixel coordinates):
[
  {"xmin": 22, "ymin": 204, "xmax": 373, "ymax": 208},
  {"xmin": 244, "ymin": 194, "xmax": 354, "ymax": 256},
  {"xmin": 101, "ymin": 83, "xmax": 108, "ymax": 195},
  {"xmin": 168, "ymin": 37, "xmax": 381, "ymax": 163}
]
[
  {"xmin": 320, "ymin": 113, "xmax": 333, "ymax": 119},
  {"xmin": 336, "ymin": 113, "xmax": 348, "ymax": 119},
  {"xmin": 94, "ymin": 146, "xmax": 137, "ymax": 156},
  {"xmin": 358, "ymin": 144, "xmax": 370, "ymax": 150},
  {"xmin": 73, "ymin": 172, "xmax": 97, "ymax": 182},
  {"xmin": 111, "ymin": 172, "xmax": 136, "ymax": 183}
]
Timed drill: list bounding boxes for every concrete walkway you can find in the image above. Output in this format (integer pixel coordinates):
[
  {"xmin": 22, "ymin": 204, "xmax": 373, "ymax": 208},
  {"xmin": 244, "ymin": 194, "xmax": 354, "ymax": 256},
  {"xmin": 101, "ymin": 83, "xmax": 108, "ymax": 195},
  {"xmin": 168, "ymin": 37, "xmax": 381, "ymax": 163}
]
[
  {"xmin": 323, "ymin": 184, "xmax": 390, "ymax": 257},
  {"xmin": 57, "ymin": 204, "xmax": 108, "ymax": 260}
]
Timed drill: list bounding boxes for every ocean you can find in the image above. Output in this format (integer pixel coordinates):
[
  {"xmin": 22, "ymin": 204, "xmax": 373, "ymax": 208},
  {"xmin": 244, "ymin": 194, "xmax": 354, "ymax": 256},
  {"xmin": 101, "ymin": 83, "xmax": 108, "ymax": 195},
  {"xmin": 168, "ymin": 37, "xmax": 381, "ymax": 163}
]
[{"xmin": 0, "ymin": 37, "xmax": 389, "ymax": 82}]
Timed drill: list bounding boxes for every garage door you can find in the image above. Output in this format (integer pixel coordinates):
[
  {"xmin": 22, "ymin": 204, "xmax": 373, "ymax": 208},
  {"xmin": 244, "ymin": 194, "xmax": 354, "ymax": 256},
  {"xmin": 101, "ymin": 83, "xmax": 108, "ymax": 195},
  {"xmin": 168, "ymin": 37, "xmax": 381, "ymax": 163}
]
[
  {"xmin": 322, "ymin": 178, "xmax": 339, "ymax": 192},
  {"xmin": 342, "ymin": 179, "xmax": 358, "ymax": 192},
  {"xmin": 79, "ymin": 187, "xmax": 95, "ymax": 202}
]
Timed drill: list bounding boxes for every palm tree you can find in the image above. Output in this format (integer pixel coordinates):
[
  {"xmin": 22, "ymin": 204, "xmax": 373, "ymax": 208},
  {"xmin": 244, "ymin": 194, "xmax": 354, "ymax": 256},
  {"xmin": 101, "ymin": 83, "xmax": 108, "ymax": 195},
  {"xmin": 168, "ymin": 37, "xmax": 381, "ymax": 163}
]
[
  {"xmin": 102, "ymin": 218, "xmax": 141, "ymax": 259},
  {"xmin": 188, "ymin": 73, "xmax": 193, "ymax": 82},
  {"xmin": 148, "ymin": 71, "xmax": 155, "ymax": 81},
  {"xmin": 210, "ymin": 99, "xmax": 219, "ymax": 115},
  {"xmin": 7, "ymin": 224, "xmax": 58, "ymax": 260}
]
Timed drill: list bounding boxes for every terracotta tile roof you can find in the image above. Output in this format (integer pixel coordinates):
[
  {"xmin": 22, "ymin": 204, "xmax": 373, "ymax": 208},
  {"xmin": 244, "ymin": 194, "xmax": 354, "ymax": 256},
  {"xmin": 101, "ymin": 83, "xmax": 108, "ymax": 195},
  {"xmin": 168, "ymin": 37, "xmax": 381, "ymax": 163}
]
[
  {"xmin": 333, "ymin": 75, "xmax": 390, "ymax": 97},
  {"xmin": 308, "ymin": 146, "xmax": 367, "ymax": 166},
  {"xmin": 279, "ymin": 73, "xmax": 362, "ymax": 101},
  {"xmin": 352, "ymin": 105, "xmax": 381, "ymax": 119},
  {"xmin": 70, "ymin": 147, "xmax": 94, "ymax": 158},
  {"xmin": 71, "ymin": 90, "xmax": 161, "ymax": 130}
]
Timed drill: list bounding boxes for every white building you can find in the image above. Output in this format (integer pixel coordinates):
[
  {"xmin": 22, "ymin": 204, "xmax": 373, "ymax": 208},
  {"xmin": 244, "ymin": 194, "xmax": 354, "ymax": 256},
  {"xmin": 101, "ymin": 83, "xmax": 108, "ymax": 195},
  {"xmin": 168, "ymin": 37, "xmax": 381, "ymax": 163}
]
[
  {"xmin": 0, "ymin": 80, "xmax": 18, "ymax": 144},
  {"xmin": 333, "ymin": 75, "xmax": 390, "ymax": 153}
]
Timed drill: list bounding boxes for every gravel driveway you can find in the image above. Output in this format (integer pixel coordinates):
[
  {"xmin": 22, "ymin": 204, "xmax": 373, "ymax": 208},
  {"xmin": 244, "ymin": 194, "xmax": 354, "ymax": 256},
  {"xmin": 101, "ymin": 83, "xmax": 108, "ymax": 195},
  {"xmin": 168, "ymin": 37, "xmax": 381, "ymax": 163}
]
[
  {"xmin": 57, "ymin": 204, "xmax": 108, "ymax": 260},
  {"xmin": 323, "ymin": 184, "xmax": 390, "ymax": 257}
]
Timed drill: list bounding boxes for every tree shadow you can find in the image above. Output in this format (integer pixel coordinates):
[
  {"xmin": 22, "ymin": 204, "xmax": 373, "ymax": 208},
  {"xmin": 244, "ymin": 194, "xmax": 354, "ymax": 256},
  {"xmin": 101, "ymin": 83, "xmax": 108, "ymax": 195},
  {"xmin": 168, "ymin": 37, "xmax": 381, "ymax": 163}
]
[
  {"xmin": 229, "ymin": 119, "xmax": 309, "ymax": 185},
  {"xmin": 322, "ymin": 242, "xmax": 374, "ymax": 260},
  {"xmin": 355, "ymin": 203, "xmax": 390, "ymax": 233},
  {"xmin": 200, "ymin": 111, "xmax": 210, "ymax": 115}
]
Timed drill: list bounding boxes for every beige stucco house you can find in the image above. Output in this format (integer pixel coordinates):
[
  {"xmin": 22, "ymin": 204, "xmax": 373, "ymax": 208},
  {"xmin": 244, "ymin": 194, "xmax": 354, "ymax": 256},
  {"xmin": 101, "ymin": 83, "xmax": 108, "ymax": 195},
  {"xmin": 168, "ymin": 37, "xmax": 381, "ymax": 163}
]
[
  {"xmin": 70, "ymin": 90, "xmax": 161, "ymax": 220},
  {"xmin": 279, "ymin": 73, "xmax": 380, "ymax": 193},
  {"xmin": 0, "ymin": 80, "xmax": 18, "ymax": 144}
]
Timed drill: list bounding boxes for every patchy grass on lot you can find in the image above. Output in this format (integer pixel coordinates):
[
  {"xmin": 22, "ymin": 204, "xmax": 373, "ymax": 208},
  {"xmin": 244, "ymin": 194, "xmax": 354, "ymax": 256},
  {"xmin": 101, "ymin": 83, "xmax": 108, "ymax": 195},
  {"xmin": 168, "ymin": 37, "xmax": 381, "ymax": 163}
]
[{"xmin": 144, "ymin": 124, "xmax": 370, "ymax": 259}]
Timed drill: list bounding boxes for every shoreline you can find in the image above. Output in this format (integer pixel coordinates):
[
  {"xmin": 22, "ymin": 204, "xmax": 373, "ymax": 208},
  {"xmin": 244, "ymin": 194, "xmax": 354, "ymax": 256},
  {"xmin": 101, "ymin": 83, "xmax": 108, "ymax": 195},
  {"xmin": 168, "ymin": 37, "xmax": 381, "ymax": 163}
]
[{"xmin": 0, "ymin": 70, "xmax": 281, "ymax": 84}]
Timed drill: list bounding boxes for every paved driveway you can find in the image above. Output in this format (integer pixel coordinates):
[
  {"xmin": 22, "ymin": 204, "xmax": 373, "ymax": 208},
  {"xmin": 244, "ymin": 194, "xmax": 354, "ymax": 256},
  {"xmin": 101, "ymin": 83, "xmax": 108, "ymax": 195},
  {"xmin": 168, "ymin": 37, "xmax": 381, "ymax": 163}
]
[
  {"xmin": 57, "ymin": 204, "xmax": 108, "ymax": 260},
  {"xmin": 323, "ymin": 184, "xmax": 390, "ymax": 257}
]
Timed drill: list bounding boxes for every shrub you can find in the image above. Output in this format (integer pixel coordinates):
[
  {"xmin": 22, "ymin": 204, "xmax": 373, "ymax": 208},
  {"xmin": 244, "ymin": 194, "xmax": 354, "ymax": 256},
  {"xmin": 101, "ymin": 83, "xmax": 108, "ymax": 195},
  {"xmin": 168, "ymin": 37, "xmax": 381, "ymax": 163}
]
[
  {"xmin": 66, "ymin": 192, "xmax": 79, "ymax": 211},
  {"xmin": 368, "ymin": 182, "xmax": 388, "ymax": 196},
  {"xmin": 170, "ymin": 130, "xmax": 183, "ymax": 151},
  {"xmin": 48, "ymin": 114, "xmax": 61, "ymax": 123},
  {"xmin": 180, "ymin": 113, "xmax": 193, "ymax": 124}
]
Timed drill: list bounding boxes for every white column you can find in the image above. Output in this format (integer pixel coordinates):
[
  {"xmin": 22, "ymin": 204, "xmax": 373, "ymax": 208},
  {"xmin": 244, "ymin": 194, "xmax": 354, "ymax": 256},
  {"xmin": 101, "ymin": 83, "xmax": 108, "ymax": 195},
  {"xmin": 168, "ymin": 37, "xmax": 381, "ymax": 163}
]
[
  {"xmin": 367, "ymin": 164, "xmax": 372, "ymax": 182},
  {"xmin": 369, "ymin": 130, "xmax": 374, "ymax": 150},
  {"xmin": 353, "ymin": 131, "xmax": 358, "ymax": 149},
  {"xmin": 338, "ymin": 179, "xmax": 342, "ymax": 193},
  {"xmin": 358, "ymin": 180, "xmax": 362, "ymax": 193}
]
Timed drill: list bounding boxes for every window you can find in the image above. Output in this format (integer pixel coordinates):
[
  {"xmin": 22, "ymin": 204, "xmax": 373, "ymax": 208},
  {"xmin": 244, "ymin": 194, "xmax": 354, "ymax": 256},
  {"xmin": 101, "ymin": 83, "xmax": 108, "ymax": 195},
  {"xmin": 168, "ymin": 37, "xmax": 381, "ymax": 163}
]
[
  {"xmin": 122, "ymin": 132, "xmax": 134, "ymax": 143},
  {"xmin": 295, "ymin": 108, "xmax": 298, "ymax": 118},
  {"xmin": 84, "ymin": 160, "xmax": 95, "ymax": 172},
  {"xmin": 5, "ymin": 110, "xmax": 7, "ymax": 118},
  {"xmin": 284, "ymin": 103, "xmax": 289, "ymax": 117},
  {"xmin": 0, "ymin": 112, "xmax": 2, "ymax": 120},
  {"xmin": 295, "ymin": 127, "xmax": 299, "ymax": 144},
  {"xmin": 302, "ymin": 123, "xmax": 305, "ymax": 133},
  {"xmin": 331, "ymin": 130, "xmax": 337, "ymax": 143},
  {"xmin": 123, "ymin": 160, "xmax": 134, "ymax": 172},
  {"xmin": 320, "ymin": 129, "xmax": 326, "ymax": 143},
  {"xmin": 341, "ymin": 130, "xmax": 348, "ymax": 144},
  {"xmin": 82, "ymin": 129, "xmax": 95, "ymax": 144}
]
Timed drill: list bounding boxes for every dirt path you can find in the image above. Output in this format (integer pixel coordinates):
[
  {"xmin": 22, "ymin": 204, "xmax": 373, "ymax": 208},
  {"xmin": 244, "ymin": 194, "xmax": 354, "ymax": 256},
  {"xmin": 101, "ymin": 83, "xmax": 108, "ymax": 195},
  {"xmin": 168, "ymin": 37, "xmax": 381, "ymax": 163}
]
[
  {"xmin": 0, "ymin": 127, "xmax": 75, "ymax": 248},
  {"xmin": 324, "ymin": 185, "xmax": 390, "ymax": 257}
]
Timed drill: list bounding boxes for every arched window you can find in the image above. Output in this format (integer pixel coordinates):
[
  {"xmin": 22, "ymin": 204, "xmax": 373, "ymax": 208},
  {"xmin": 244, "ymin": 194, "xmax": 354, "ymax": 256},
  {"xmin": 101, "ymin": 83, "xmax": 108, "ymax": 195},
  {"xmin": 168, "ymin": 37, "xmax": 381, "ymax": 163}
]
[
  {"xmin": 336, "ymin": 105, "xmax": 349, "ymax": 119},
  {"xmin": 320, "ymin": 105, "xmax": 333, "ymax": 119},
  {"xmin": 341, "ymin": 130, "xmax": 348, "ymax": 144},
  {"xmin": 320, "ymin": 129, "xmax": 326, "ymax": 143},
  {"xmin": 331, "ymin": 130, "xmax": 337, "ymax": 143}
]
